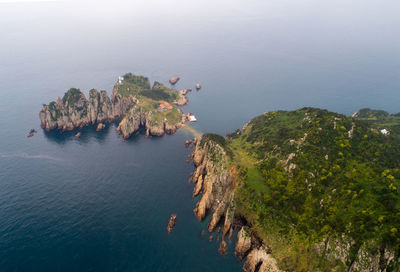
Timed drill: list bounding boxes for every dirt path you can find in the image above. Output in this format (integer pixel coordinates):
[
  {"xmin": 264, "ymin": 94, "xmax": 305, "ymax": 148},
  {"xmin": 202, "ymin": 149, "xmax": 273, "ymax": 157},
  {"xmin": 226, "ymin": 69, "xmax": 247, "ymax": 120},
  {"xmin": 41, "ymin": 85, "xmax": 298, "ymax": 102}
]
[{"xmin": 181, "ymin": 124, "xmax": 203, "ymax": 139}]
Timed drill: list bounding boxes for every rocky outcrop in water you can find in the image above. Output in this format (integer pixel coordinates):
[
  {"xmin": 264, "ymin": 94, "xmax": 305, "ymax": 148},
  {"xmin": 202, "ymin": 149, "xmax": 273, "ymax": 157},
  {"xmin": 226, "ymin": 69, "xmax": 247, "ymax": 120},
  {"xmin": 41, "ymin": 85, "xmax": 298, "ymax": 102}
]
[
  {"xmin": 40, "ymin": 89, "xmax": 90, "ymax": 131},
  {"xmin": 39, "ymin": 76, "xmax": 188, "ymax": 138},
  {"xmin": 27, "ymin": 129, "xmax": 37, "ymax": 137},
  {"xmin": 169, "ymin": 76, "xmax": 180, "ymax": 85},
  {"xmin": 167, "ymin": 214, "xmax": 177, "ymax": 234},
  {"xmin": 176, "ymin": 89, "xmax": 188, "ymax": 106}
]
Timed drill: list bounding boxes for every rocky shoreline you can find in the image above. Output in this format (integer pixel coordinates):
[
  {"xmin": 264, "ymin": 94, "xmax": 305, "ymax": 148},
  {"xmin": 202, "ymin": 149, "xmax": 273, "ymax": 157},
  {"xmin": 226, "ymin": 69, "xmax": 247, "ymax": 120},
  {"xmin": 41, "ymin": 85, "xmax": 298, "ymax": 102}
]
[
  {"xmin": 189, "ymin": 137, "xmax": 281, "ymax": 272},
  {"xmin": 39, "ymin": 75, "xmax": 190, "ymax": 139},
  {"xmin": 189, "ymin": 108, "xmax": 400, "ymax": 272}
]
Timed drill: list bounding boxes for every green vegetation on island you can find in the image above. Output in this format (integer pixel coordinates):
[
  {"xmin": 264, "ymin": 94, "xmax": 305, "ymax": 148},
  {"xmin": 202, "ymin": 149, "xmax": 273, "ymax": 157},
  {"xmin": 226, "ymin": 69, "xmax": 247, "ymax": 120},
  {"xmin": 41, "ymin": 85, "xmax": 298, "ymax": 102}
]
[
  {"xmin": 115, "ymin": 73, "xmax": 179, "ymax": 103},
  {"xmin": 114, "ymin": 74, "xmax": 183, "ymax": 132},
  {"xmin": 40, "ymin": 74, "xmax": 187, "ymax": 137},
  {"xmin": 62, "ymin": 88, "xmax": 84, "ymax": 106},
  {"xmin": 354, "ymin": 108, "xmax": 400, "ymax": 138},
  {"xmin": 199, "ymin": 108, "xmax": 400, "ymax": 271}
]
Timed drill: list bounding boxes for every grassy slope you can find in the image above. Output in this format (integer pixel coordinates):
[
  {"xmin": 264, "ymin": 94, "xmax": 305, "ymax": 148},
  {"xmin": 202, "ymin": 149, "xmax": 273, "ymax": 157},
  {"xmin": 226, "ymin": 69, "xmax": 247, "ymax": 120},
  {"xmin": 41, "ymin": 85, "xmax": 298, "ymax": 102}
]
[
  {"xmin": 116, "ymin": 74, "xmax": 182, "ymax": 126},
  {"xmin": 217, "ymin": 108, "xmax": 400, "ymax": 271}
]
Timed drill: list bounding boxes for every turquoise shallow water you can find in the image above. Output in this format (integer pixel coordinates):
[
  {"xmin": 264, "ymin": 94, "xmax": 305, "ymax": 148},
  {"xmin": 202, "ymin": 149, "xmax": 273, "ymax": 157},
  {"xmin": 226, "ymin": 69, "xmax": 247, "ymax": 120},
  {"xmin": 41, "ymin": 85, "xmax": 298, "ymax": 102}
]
[{"xmin": 0, "ymin": 0, "xmax": 399, "ymax": 271}]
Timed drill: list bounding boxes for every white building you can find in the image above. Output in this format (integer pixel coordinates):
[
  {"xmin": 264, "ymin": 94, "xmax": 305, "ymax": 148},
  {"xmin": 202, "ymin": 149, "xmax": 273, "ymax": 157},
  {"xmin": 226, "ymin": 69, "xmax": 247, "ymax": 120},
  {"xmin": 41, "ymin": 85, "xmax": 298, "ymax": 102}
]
[
  {"xmin": 188, "ymin": 115, "xmax": 197, "ymax": 122},
  {"xmin": 380, "ymin": 129, "xmax": 389, "ymax": 135},
  {"xmin": 118, "ymin": 76, "xmax": 124, "ymax": 84}
]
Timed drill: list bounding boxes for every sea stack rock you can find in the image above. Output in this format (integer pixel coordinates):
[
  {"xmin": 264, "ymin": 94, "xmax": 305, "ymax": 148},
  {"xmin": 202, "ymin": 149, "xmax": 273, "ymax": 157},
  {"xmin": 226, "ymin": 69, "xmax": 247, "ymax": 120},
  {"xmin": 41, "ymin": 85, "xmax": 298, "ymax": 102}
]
[
  {"xmin": 96, "ymin": 123, "xmax": 105, "ymax": 132},
  {"xmin": 167, "ymin": 213, "xmax": 177, "ymax": 234},
  {"xmin": 169, "ymin": 76, "xmax": 180, "ymax": 85},
  {"xmin": 196, "ymin": 83, "xmax": 201, "ymax": 90}
]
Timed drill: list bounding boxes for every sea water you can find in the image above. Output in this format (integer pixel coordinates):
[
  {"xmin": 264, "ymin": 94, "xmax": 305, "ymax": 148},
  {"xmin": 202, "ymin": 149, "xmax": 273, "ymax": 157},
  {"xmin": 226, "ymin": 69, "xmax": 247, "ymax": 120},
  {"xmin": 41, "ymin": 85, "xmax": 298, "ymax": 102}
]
[{"xmin": 0, "ymin": 0, "xmax": 399, "ymax": 271}]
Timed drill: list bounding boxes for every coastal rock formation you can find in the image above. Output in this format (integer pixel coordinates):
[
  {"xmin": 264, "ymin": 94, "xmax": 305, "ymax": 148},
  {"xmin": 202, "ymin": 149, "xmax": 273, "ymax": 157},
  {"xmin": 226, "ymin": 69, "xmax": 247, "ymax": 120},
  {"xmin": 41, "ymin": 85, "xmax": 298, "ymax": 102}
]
[
  {"xmin": 218, "ymin": 240, "xmax": 228, "ymax": 255},
  {"xmin": 96, "ymin": 123, "xmax": 105, "ymax": 131},
  {"xmin": 110, "ymin": 85, "xmax": 136, "ymax": 120},
  {"xmin": 189, "ymin": 108, "xmax": 400, "ymax": 272},
  {"xmin": 196, "ymin": 83, "xmax": 201, "ymax": 90},
  {"xmin": 169, "ymin": 76, "xmax": 180, "ymax": 85},
  {"xmin": 40, "ymin": 89, "xmax": 91, "ymax": 131},
  {"xmin": 235, "ymin": 227, "xmax": 252, "ymax": 260},
  {"xmin": 88, "ymin": 89, "xmax": 113, "ymax": 123},
  {"xmin": 167, "ymin": 213, "xmax": 177, "ymax": 234},
  {"xmin": 191, "ymin": 136, "xmax": 236, "ymax": 230},
  {"xmin": 243, "ymin": 247, "xmax": 281, "ymax": 272},
  {"xmin": 75, "ymin": 132, "xmax": 81, "ymax": 139},
  {"xmin": 116, "ymin": 105, "xmax": 185, "ymax": 139},
  {"xmin": 190, "ymin": 134, "xmax": 281, "ymax": 272},
  {"xmin": 40, "ymin": 74, "xmax": 188, "ymax": 138},
  {"xmin": 27, "ymin": 129, "xmax": 37, "ymax": 137},
  {"xmin": 175, "ymin": 89, "xmax": 188, "ymax": 106}
]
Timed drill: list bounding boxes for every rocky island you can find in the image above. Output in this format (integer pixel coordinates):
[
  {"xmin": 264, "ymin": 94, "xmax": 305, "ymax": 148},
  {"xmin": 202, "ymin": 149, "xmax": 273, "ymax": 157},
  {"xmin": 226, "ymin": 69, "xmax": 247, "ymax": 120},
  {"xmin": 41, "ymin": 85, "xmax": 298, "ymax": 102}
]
[
  {"xmin": 39, "ymin": 74, "xmax": 188, "ymax": 138},
  {"xmin": 190, "ymin": 108, "xmax": 400, "ymax": 272}
]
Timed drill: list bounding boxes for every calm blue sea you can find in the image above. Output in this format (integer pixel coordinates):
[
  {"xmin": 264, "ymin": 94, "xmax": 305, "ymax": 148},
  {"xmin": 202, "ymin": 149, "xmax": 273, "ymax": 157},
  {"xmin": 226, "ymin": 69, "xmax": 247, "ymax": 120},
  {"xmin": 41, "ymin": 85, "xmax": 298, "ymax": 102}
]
[{"xmin": 0, "ymin": 0, "xmax": 399, "ymax": 271}]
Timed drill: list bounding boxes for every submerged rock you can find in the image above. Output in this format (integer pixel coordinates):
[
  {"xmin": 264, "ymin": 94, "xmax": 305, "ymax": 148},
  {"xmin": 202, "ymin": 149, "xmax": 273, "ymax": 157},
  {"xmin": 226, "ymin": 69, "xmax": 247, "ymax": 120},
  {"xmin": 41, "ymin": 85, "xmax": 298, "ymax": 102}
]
[
  {"xmin": 218, "ymin": 240, "xmax": 228, "ymax": 255},
  {"xmin": 27, "ymin": 128, "xmax": 37, "ymax": 137}
]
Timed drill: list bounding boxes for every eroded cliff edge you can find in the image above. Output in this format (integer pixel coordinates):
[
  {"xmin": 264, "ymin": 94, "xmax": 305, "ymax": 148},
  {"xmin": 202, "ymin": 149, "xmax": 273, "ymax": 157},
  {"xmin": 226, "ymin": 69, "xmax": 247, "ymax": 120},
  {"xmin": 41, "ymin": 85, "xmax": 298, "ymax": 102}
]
[
  {"xmin": 191, "ymin": 134, "xmax": 281, "ymax": 272},
  {"xmin": 39, "ymin": 74, "xmax": 187, "ymax": 138},
  {"xmin": 190, "ymin": 108, "xmax": 400, "ymax": 272}
]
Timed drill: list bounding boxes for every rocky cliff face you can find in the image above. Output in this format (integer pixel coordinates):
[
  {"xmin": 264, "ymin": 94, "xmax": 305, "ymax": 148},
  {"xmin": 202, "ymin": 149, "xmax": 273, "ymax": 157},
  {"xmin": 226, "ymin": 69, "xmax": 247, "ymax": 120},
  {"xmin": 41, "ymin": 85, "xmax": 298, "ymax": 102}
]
[
  {"xmin": 191, "ymin": 138, "xmax": 236, "ymax": 235},
  {"xmin": 235, "ymin": 227, "xmax": 252, "ymax": 260},
  {"xmin": 192, "ymin": 136, "xmax": 280, "ymax": 272},
  {"xmin": 116, "ymin": 105, "xmax": 185, "ymax": 139},
  {"xmin": 190, "ymin": 136, "xmax": 280, "ymax": 272},
  {"xmin": 88, "ymin": 89, "xmax": 113, "ymax": 124},
  {"xmin": 176, "ymin": 89, "xmax": 188, "ymax": 106},
  {"xmin": 243, "ymin": 247, "xmax": 280, "ymax": 272},
  {"xmin": 110, "ymin": 84, "xmax": 136, "ymax": 120},
  {"xmin": 40, "ymin": 79, "xmax": 187, "ymax": 138},
  {"xmin": 190, "ymin": 131, "xmax": 400, "ymax": 272},
  {"xmin": 40, "ymin": 88, "xmax": 92, "ymax": 131}
]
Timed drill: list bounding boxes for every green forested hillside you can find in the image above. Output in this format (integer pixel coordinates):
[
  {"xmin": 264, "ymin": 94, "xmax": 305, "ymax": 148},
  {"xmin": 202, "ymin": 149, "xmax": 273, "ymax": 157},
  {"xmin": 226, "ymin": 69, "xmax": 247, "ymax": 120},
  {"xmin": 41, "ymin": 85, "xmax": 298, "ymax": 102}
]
[{"xmin": 218, "ymin": 108, "xmax": 400, "ymax": 271}]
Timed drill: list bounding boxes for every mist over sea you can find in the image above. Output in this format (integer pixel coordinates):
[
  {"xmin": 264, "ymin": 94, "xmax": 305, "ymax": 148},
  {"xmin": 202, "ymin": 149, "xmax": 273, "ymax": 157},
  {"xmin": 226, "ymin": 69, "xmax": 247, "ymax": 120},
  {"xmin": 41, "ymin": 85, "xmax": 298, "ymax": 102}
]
[{"xmin": 0, "ymin": 0, "xmax": 399, "ymax": 270}]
